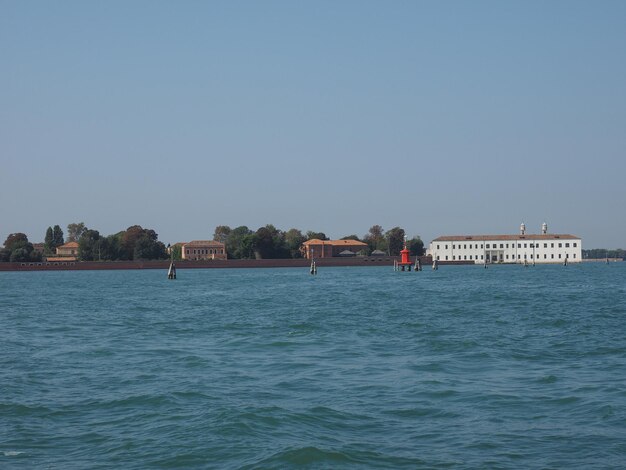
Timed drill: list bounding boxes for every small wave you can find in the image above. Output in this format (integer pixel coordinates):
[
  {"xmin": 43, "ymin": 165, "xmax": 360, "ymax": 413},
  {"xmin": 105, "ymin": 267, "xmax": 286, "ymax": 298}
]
[
  {"xmin": 2, "ymin": 451, "xmax": 25, "ymax": 457},
  {"xmin": 254, "ymin": 446, "xmax": 355, "ymax": 466},
  {"xmin": 537, "ymin": 374, "xmax": 558, "ymax": 384}
]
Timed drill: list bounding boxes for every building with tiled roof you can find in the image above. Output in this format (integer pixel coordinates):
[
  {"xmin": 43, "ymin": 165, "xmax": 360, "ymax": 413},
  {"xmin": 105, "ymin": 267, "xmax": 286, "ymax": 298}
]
[
  {"xmin": 56, "ymin": 242, "xmax": 78, "ymax": 261},
  {"xmin": 427, "ymin": 223, "xmax": 582, "ymax": 264},
  {"xmin": 301, "ymin": 239, "xmax": 368, "ymax": 259},
  {"xmin": 181, "ymin": 240, "xmax": 226, "ymax": 260}
]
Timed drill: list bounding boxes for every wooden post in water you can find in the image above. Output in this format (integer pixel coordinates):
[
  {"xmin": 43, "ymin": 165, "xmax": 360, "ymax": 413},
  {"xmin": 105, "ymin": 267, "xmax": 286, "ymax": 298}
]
[{"xmin": 167, "ymin": 243, "xmax": 176, "ymax": 279}]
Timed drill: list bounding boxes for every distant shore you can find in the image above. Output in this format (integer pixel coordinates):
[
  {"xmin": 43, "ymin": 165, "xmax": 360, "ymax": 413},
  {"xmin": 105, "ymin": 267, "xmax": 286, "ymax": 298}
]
[{"xmin": 0, "ymin": 256, "xmax": 452, "ymax": 272}]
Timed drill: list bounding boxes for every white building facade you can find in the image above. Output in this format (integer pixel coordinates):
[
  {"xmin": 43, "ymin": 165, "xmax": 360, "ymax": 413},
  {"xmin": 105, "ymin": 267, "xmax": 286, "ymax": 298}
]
[{"xmin": 428, "ymin": 224, "xmax": 582, "ymax": 264}]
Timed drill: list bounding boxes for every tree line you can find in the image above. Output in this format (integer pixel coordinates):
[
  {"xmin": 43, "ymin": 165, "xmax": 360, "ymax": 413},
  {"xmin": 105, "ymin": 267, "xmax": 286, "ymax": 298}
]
[
  {"xmin": 1, "ymin": 223, "xmax": 168, "ymax": 262},
  {"xmin": 1, "ymin": 223, "xmax": 424, "ymax": 262},
  {"xmin": 170, "ymin": 224, "xmax": 425, "ymax": 260}
]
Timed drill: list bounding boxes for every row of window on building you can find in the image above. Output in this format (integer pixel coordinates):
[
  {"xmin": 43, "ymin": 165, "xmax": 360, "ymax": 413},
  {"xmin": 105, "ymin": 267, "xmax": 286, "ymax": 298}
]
[
  {"xmin": 436, "ymin": 253, "xmax": 577, "ymax": 261},
  {"xmin": 186, "ymin": 248, "xmax": 224, "ymax": 255},
  {"xmin": 436, "ymin": 242, "xmax": 577, "ymax": 250}
]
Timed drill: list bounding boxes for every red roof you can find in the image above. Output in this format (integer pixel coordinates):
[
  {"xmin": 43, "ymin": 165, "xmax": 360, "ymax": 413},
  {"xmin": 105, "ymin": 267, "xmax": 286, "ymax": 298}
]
[
  {"xmin": 302, "ymin": 239, "xmax": 367, "ymax": 247},
  {"xmin": 58, "ymin": 241, "xmax": 79, "ymax": 249}
]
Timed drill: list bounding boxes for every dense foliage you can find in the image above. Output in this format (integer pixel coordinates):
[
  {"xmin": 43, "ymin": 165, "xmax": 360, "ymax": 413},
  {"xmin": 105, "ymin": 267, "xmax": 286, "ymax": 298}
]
[
  {"xmin": 76, "ymin": 225, "xmax": 168, "ymax": 261},
  {"xmin": 44, "ymin": 225, "xmax": 64, "ymax": 254},
  {"xmin": 2, "ymin": 223, "xmax": 428, "ymax": 262},
  {"xmin": 211, "ymin": 224, "xmax": 425, "ymax": 259},
  {"xmin": 0, "ymin": 233, "xmax": 42, "ymax": 262}
]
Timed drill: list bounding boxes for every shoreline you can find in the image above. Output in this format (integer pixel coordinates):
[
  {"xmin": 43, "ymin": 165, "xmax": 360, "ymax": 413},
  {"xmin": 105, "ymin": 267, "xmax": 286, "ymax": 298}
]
[{"xmin": 0, "ymin": 256, "xmax": 458, "ymax": 272}]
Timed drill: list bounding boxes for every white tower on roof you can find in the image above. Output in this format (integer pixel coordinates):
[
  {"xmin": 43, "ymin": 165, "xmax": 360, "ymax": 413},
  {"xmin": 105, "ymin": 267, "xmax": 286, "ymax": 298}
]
[
  {"xmin": 542, "ymin": 222, "xmax": 548, "ymax": 235},
  {"xmin": 520, "ymin": 222, "xmax": 526, "ymax": 235}
]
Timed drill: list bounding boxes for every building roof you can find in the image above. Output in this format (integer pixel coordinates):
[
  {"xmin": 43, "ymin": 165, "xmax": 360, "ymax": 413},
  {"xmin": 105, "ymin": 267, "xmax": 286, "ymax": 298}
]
[
  {"xmin": 302, "ymin": 239, "xmax": 367, "ymax": 247},
  {"xmin": 58, "ymin": 241, "xmax": 79, "ymax": 249},
  {"xmin": 332, "ymin": 239, "xmax": 368, "ymax": 247},
  {"xmin": 183, "ymin": 240, "xmax": 225, "ymax": 247},
  {"xmin": 432, "ymin": 234, "xmax": 580, "ymax": 242},
  {"xmin": 338, "ymin": 250, "xmax": 357, "ymax": 256}
]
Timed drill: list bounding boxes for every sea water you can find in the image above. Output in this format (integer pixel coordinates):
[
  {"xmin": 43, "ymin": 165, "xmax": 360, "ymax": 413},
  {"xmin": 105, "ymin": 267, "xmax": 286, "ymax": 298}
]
[{"xmin": 1, "ymin": 264, "xmax": 625, "ymax": 469}]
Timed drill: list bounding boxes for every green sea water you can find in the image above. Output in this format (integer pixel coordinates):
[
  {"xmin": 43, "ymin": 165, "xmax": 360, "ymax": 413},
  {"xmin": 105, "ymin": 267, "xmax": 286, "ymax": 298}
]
[{"xmin": 1, "ymin": 263, "xmax": 625, "ymax": 469}]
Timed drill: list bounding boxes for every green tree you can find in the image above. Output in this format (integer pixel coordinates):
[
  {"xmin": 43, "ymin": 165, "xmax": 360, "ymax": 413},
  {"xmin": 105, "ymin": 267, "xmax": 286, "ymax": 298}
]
[
  {"xmin": 169, "ymin": 244, "xmax": 182, "ymax": 261},
  {"xmin": 364, "ymin": 225, "xmax": 386, "ymax": 252},
  {"xmin": 52, "ymin": 225, "xmax": 64, "ymax": 248},
  {"xmin": 78, "ymin": 229, "xmax": 101, "ymax": 261},
  {"xmin": 340, "ymin": 234, "xmax": 361, "ymax": 241},
  {"xmin": 3, "ymin": 233, "xmax": 39, "ymax": 261},
  {"xmin": 306, "ymin": 231, "xmax": 328, "ymax": 241},
  {"xmin": 285, "ymin": 228, "xmax": 306, "ymax": 258},
  {"xmin": 386, "ymin": 227, "xmax": 405, "ymax": 256},
  {"xmin": 226, "ymin": 226, "xmax": 254, "ymax": 259},
  {"xmin": 44, "ymin": 227, "xmax": 54, "ymax": 254},
  {"xmin": 67, "ymin": 222, "xmax": 87, "ymax": 242},
  {"xmin": 134, "ymin": 235, "xmax": 167, "ymax": 260},
  {"xmin": 408, "ymin": 236, "xmax": 425, "ymax": 256},
  {"xmin": 4, "ymin": 233, "xmax": 29, "ymax": 251},
  {"xmin": 213, "ymin": 225, "xmax": 232, "ymax": 244}
]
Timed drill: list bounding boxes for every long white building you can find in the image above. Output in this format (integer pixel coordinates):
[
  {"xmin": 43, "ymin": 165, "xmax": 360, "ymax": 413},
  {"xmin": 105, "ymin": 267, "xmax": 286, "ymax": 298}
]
[{"xmin": 428, "ymin": 223, "xmax": 582, "ymax": 264}]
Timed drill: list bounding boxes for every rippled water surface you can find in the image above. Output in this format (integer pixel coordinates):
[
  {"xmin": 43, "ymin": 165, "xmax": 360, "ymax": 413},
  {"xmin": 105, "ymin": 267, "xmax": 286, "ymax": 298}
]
[{"xmin": 1, "ymin": 263, "xmax": 626, "ymax": 469}]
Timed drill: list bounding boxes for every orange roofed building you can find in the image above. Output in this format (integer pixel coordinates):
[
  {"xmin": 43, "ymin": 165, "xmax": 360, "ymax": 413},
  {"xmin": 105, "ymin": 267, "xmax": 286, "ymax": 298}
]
[
  {"xmin": 301, "ymin": 239, "xmax": 368, "ymax": 259},
  {"xmin": 53, "ymin": 241, "xmax": 79, "ymax": 261},
  {"xmin": 181, "ymin": 240, "xmax": 227, "ymax": 260}
]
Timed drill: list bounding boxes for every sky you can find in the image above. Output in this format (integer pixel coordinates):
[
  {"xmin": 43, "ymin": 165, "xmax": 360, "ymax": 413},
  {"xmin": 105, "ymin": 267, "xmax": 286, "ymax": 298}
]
[{"xmin": 1, "ymin": 1, "xmax": 625, "ymax": 248}]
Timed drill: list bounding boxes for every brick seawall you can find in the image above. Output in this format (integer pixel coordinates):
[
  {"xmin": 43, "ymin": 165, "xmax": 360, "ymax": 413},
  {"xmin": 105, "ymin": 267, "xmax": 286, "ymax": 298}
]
[{"xmin": 0, "ymin": 256, "xmax": 475, "ymax": 272}]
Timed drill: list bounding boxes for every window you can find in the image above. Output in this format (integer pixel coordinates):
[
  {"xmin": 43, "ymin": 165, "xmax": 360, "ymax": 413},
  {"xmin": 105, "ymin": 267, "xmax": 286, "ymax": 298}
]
[
  {"xmin": 469, "ymin": 255, "xmax": 472, "ymax": 260},
  {"xmin": 453, "ymin": 245, "xmax": 456, "ymax": 250},
  {"xmin": 574, "ymin": 243, "xmax": 577, "ymax": 247},
  {"xmin": 566, "ymin": 254, "xmax": 569, "ymax": 259},
  {"xmin": 544, "ymin": 254, "xmax": 547, "ymax": 259},
  {"xmin": 437, "ymin": 256, "xmax": 440, "ymax": 260},
  {"xmin": 437, "ymin": 245, "xmax": 440, "ymax": 249},
  {"xmin": 551, "ymin": 243, "xmax": 554, "ymax": 248},
  {"xmin": 565, "ymin": 243, "xmax": 570, "ymax": 248},
  {"xmin": 530, "ymin": 254, "xmax": 533, "ymax": 259},
  {"xmin": 558, "ymin": 243, "xmax": 562, "ymax": 248},
  {"xmin": 524, "ymin": 243, "xmax": 527, "ymax": 248},
  {"xmin": 551, "ymin": 254, "xmax": 554, "ymax": 259},
  {"xmin": 518, "ymin": 255, "xmax": 521, "ymax": 259},
  {"xmin": 480, "ymin": 255, "xmax": 484, "ymax": 260},
  {"xmin": 486, "ymin": 244, "xmax": 490, "ymax": 248},
  {"xmin": 445, "ymin": 256, "xmax": 448, "ymax": 260},
  {"xmin": 445, "ymin": 245, "xmax": 448, "ymax": 249},
  {"xmin": 453, "ymin": 255, "xmax": 456, "ymax": 260},
  {"xmin": 464, "ymin": 255, "xmax": 467, "ymax": 260},
  {"xmin": 573, "ymin": 254, "xmax": 576, "ymax": 259},
  {"xmin": 506, "ymin": 244, "xmax": 509, "ymax": 248},
  {"xmin": 518, "ymin": 243, "xmax": 521, "ymax": 248},
  {"xmin": 500, "ymin": 244, "xmax": 504, "ymax": 248},
  {"xmin": 530, "ymin": 243, "xmax": 534, "ymax": 248},
  {"xmin": 524, "ymin": 254, "xmax": 527, "ymax": 259},
  {"xmin": 506, "ymin": 254, "xmax": 509, "ymax": 259},
  {"xmin": 544, "ymin": 243, "xmax": 548, "ymax": 248},
  {"xmin": 558, "ymin": 254, "xmax": 562, "ymax": 259},
  {"xmin": 481, "ymin": 244, "xmax": 484, "ymax": 249}
]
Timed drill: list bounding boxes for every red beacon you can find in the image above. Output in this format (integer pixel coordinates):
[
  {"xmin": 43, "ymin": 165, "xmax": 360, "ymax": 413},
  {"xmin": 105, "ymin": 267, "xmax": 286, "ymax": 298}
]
[{"xmin": 395, "ymin": 236, "xmax": 420, "ymax": 272}]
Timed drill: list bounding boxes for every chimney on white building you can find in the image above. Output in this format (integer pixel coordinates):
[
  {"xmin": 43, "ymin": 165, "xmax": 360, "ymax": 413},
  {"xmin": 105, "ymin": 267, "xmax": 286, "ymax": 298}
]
[
  {"xmin": 542, "ymin": 222, "xmax": 548, "ymax": 235},
  {"xmin": 520, "ymin": 222, "xmax": 526, "ymax": 235}
]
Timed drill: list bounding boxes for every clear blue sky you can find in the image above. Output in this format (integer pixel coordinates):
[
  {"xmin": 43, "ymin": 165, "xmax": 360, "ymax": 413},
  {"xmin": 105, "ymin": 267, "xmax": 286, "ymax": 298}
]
[{"xmin": 1, "ymin": 1, "xmax": 625, "ymax": 248}]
